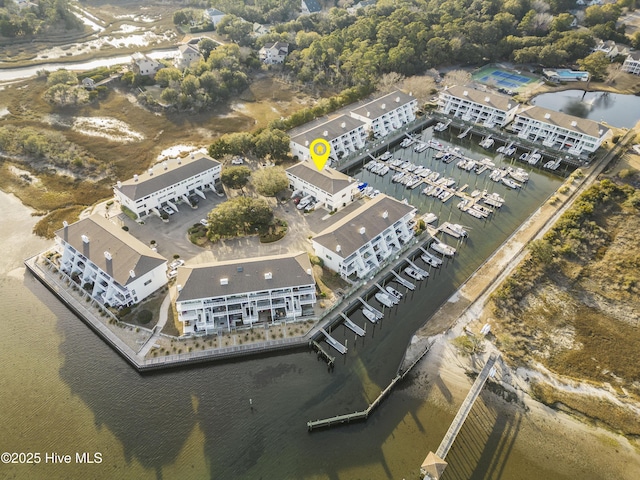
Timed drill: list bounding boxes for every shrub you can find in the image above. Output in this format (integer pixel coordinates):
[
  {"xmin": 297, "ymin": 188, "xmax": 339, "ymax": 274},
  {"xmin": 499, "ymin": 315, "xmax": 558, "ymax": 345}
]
[{"xmin": 137, "ymin": 309, "xmax": 153, "ymax": 324}]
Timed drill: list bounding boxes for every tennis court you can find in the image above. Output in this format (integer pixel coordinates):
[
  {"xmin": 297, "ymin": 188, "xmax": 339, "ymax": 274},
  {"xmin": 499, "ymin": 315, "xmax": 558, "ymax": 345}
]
[{"xmin": 472, "ymin": 66, "xmax": 539, "ymax": 92}]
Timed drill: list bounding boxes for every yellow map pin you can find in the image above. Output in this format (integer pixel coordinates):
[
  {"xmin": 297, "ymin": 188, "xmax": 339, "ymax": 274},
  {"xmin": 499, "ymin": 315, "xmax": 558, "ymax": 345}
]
[{"xmin": 310, "ymin": 138, "xmax": 331, "ymax": 171}]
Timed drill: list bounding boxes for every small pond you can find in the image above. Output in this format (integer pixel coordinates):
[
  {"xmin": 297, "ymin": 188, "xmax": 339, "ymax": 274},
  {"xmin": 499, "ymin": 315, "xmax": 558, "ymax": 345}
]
[{"xmin": 530, "ymin": 89, "xmax": 640, "ymax": 128}]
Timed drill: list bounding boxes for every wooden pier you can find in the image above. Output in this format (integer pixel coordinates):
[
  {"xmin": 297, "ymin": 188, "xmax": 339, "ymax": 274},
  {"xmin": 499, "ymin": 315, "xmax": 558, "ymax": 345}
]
[
  {"xmin": 421, "ymin": 354, "xmax": 500, "ymax": 479},
  {"xmin": 391, "ymin": 270, "xmax": 415, "ymax": 290},
  {"xmin": 320, "ymin": 328, "xmax": 348, "ymax": 355},
  {"xmin": 340, "ymin": 313, "xmax": 365, "ymax": 337},
  {"xmin": 310, "ymin": 340, "xmax": 335, "ymax": 369}
]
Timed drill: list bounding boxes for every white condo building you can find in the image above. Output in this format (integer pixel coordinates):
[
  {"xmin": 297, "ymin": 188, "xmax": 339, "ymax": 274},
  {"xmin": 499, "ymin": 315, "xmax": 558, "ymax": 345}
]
[
  {"xmin": 312, "ymin": 195, "xmax": 416, "ymax": 279},
  {"xmin": 175, "ymin": 252, "xmax": 317, "ymax": 334},
  {"xmin": 621, "ymin": 51, "xmax": 640, "ymax": 75},
  {"xmin": 438, "ymin": 86, "xmax": 520, "ymax": 128},
  {"xmin": 510, "ymin": 106, "xmax": 611, "ymax": 156},
  {"xmin": 113, "ymin": 153, "xmax": 221, "ymax": 218},
  {"xmin": 174, "ymin": 44, "xmax": 201, "ymax": 69},
  {"xmin": 131, "ymin": 52, "xmax": 162, "ymax": 76},
  {"xmin": 349, "ymin": 90, "xmax": 418, "ymax": 138},
  {"xmin": 55, "ymin": 215, "xmax": 167, "ymax": 308},
  {"xmin": 285, "ymin": 161, "xmax": 357, "ymax": 211},
  {"xmin": 290, "ymin": 115, "xmax": 367, "ymax": 162}
]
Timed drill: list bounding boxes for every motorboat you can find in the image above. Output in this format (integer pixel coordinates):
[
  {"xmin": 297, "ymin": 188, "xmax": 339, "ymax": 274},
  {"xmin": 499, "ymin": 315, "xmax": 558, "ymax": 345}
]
[
  {"xmin": 400, "ymin": 137, "xmax": 415, "ymax": 148},
  {"xmin": 385, "ymin": 285, "xmax": 404, "ymax": 301},
  {"xmin": 421, "ymin": 250, "xmax": 443, "ymax": 267},
  {"xmin": 362, "ymin": 308, "xmax": 378, "ymax": 323},
  {"xmin": 404, "ymin": 267, "xmax": 425, "ymax": 281},
  {"xmin": 501, "ymin": 177, "xmax": 521, "ymax": 189},
  {"xmin": 422, "ymin": 212, "xmax": 438, "ymax": 224},
  {"xmin": 430, "ymin": 241, "xmax": 456, "ymax": 256},
  {"xmin": 414, "ymin": 142, "xmax": 429, "ymax": 153},
  {"xmin": 508, "ymin": 167, "xmax": 529, "ymax": 182},
  {"xmin": 443, "ymin": 223, "xmax": 468, "ymax": 238},
  {"xmin": 379, "ymin": 151, "xmax": 393, "ymax": 161},
  {"xmin": 375, "ymin": 292, "xmax": 397, "ymax": 308}
]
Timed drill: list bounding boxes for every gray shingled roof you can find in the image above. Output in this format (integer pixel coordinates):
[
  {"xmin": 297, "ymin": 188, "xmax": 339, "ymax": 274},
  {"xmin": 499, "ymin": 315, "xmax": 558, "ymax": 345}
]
[
  {"xmin": 55, "ymin": 215, "xmax": 166, "ymax": 286},
  {"xmin": 516, "ymin": 105, "xmax": 609, "ymax": 138},
  {"xmin": 115, "ymin": 153, "xmax": 220, "ymax": 201},
  {"xmin": 291, "ymin": 115, "xmax": 365, "ymax": 148},
  {"xmin": 313, "ymin": 195, "xmax": 416, "ymax": 258},
  {"xmin": 443, "ymin": 86, "xmax": 519, "ymax": 112},
  {"xmin": 286, "ymin": 161, "xmax": 354, "ymax": 195},
  {"xmin": 302, "ymin": 0, "xmax": 322, "ymax": 13},
  {"xmin": 176, "ymin": 252, "xmax": 315, "ymax": 302},
  {"xmin": 350, "ymin": 90, "xmax": 416, "ymax": 120}
]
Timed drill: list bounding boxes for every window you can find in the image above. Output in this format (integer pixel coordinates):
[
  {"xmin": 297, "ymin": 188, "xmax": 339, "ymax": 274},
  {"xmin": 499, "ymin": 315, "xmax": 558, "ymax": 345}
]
[{"xmin": 144, "ymin": 279, "xmax": 152, "ymax": 286}]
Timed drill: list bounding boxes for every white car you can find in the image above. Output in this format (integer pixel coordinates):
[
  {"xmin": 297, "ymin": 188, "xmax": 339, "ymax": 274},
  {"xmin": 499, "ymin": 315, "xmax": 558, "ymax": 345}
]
[
  {"xmin": 167, "ymin": 269, "xmax": 178, "ymax": 279},
  {"xmin": 169, "ymin": 259, "xmax": 184, "ymax": 270},
  {"xmin": 162, "ymin": 205, "xmax": 175, "ymax": 215},
  {"xmin": 231, "ymin": 156, "xmax": 244, "ymax": 165},
  {"xmin": 199, "ymin": 219, "xmax": 208, "ymax": 227}
]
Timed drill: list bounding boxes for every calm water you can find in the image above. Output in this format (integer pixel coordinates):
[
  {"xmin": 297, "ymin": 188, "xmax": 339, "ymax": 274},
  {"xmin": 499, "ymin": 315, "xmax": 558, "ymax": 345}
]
[
  {"xmin": 531, "ymin": 90, "xmax": 640, "ymax": 128},
  {"xmin": 1, "ymin": 133, "xmax": 636, "ymax": 480}
]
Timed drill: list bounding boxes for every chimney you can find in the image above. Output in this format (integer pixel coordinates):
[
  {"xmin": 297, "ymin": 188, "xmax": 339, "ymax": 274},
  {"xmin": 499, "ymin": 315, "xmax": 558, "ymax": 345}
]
[
  {"xmin": 507, "ymin": 103, "xmax": 512, "ymax": 109},
  {"xmin": 571, "ymin": 121, "xmax": 577, "ymax": 127},
  {"xmin": 305, "ymin": 140, "xmax": 309, "ymax": 146},
  {"xmin": 306, "ymin": 268, "xmax": 312, "ymax": 275},
  {"xmin": 191, "ymin": 152, "xmax": 195, "ymax": 159},
  {"xmin": 81, "ymin": 234, "xmax": 89, "ymax": 258},
  {"xmin": 366, "ymin": 111, "xmax": 371, "ymax": 117},
  {"xmin": 395, "ymin": 96, "xmax": 400, "ymax": 103},
  {"xmin": 177, "ymin": 158, "xmax": 182, "ymax": 164},
  {"xmin": 341, "ymin": 122, "xmax": 346, "ymax": 128},
  {"xmin": 463, "ymin": 91, "xmax": 468, "ymax": 96},
  {"xmin": 264, "ymin": 272, "xmax": 272, "ymax": 280},
  {"xmin": 129, "ymin": 269, "xmax": 135, "ymax": 278},
  {"xmin": 163, "ymin": 162, "xmax": 168, "ymax": 170},
  {"xmin": 220, "ymin": 278, "xmax": 228, "ymax": 285},
  {"xmin": 359, "ymin": 226, "xmax": 366, "ymax": 234},
  {"xmin": 381, "ymin": 103, "xmax": 386, "ymax": 109},
  {"xmin": 382, "ymin": 210, "xmax": 388, "ymax": 219},
  {"xmin": 116, "ymin": 181, "xmax": 122, "ymax": 189},
  {"xmin": 484, "ymin": 96, "xmax": 490, "ymax": 102},
  {"xmin": 148, "ymin": 168, "xmax": 153, "ymax": 176},
  {"xmin": 544, "ymin": 113, "xmax": 551, "ymax": 119},
  {"xmin": 133, "ymin": 174, "xmax": 139, "ymax": 182},
  {"xmin": 104, "ymin": 251, "xmax": 113, "ymax": 277},
  {"xmin": 177, "ymin": 284, "xmax": 182, "ymax": 292},
  {"xmin": 323, "ymin": 130, "xmax": 328, "ymax": 137},
  {"xmin": 63, "ymin": 220, "xmax": 68, "ymax": 242},
  {"xmin": 336, "ymin": 245, "xmax": 341, "ymax": 252}
]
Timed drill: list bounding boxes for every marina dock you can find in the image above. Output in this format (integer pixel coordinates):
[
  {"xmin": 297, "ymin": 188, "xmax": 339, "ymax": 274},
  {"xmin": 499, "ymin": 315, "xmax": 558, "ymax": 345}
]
[
  {"xmin": 320, "ymin": 328, "xmax": 348, "ymax": 355},
  {"xmin": 406, "ymin": 259, "xmax": 428, "ymax": 278},
  {"xmin": 391, "ymin": 270, "xmax": 415, "ymax": 290},
  {"xmin": 310, "ymin": 340, "xmax": 335, "ymax": 368},
  {"xmin": 357, "ymin": 297, "xmax": 383, "ymax": 319},
  {"xmin": 340, "ymin": 313, "xmax": 365, "ymax": 337}
]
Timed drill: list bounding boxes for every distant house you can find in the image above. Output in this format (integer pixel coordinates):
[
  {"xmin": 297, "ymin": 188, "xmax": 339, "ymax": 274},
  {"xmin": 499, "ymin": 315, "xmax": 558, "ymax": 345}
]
[
  {"xmin": 113, "ymin": 153, "xmax": 222, "ymax": 219},
  {"xmin": 301, "ymin": 0, "xmax": 322, "ymax": 15},
  {"xmin": 290, "ymin": 115, "xmax": 367, "ymax": 162},
  {"xmin": 205, "ymin": 8, "xmax": 226, "ymax": 27},
  {"xmin": 259, "ymin": 42, "xmax": 289, "ymax": 64},
  {"xmin": 593, "ymin": 39, "xmax": 620, "ymax": 59},
  {"xmin": 347, "ymin": 0, "xmax": 377, "ymax": 14},
  {"xmin": 81, "ymin": 78, "xmax": 95, "ymax": 90},
  {"xmin": 621, "ymin": 51, "xmax": 640, "ymax": 75},
  {"xmin": 312, "ymin": 194, "xmax": 416, "ymax": 280},
  {"xmin": 55, "ymin": 215, "xmax": 168, "ymax": 308},
  {"xmin": 253, "ymin": 23, "xmax": 270, "ymax": 37},
  {"xmin": 174, "ymin": 44, "xmax": 201, "ymax": 69},
  {"xmin": 131, "ymin": 52, "xmax": 162, "ymax": 77},
  {"xmin": 175, "ymin": 252, "xmax": 317, "ymax": 333},
  {"xmin": 285, "ymin": 161, "xmax": 357, "ymax": 211}
]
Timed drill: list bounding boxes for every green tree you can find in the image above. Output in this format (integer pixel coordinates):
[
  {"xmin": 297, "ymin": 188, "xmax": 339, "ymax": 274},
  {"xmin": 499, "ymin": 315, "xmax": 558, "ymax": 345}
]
[
  {"xmin": 198, "ymin": 38, "xmax": 217, "ymax": 61},
  {"xmin": 251, "ymin": 167, "xmax": 289, "ymax": 196},
  {"xmin": 550, "ymin": 13, "xmax": 574, "ymax": 32},
  {"xmin": 160, "ymin": 87, "xmax": 179, "ymax": 104},
  {"xmin": 578, "ymin": 51, "xmax": 610, "ymax": 82},
  {"xmin": 221, "ymin": 165, "xmax": 252, "ymax": 190},
  {"xmin": 253, "ymin": 129, "xmax": 290, "ymax": 161},
  {"xmin": 155, "ymin": 67, "xmax": 182, "ymax": 88},
  {"xmin": 207, "ymin": 196, "xmax": 273, "ymax": 239},
  {"xmin": 47, "ymin": 69, "xmax": 77, "ymax": 86}
]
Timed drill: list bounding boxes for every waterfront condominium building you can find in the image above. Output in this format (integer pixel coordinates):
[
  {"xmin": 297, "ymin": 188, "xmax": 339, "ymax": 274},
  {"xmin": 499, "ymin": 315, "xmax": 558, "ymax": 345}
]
[
  {"xmin": 312, "ymin": 194, "xmax": 416, "ymax": 280},
  {"xmin": 289, "ymin": 115, "xmax": 367, "ymax": 163},
  {"xmin": 349, "ymin": 90, "xmax": 418, "ymax": 138},
  {"xmin": 621, "ymin": 51, "xmax": 640, "ymax": 75},
  {"xmin": 113, "ymin": 152, "xmax": 221, "ymax": 218},
  {"xmin": 438, "ymin": 86, "xmax": 520, "ymax": 128},
  {"xmin": 55, "ymin": 215, "xmax": 168, "ymax": 308},
  {"xmin": 175, "ymin": 252, "xmax": 317, "ymax": 334},
  {"xmin": 285, "ymin": 161, "xmax": 357, "ymax": 211},
  {"xmin": 510, "ymin": 106, "xmax": 611, "ymax": 156}
]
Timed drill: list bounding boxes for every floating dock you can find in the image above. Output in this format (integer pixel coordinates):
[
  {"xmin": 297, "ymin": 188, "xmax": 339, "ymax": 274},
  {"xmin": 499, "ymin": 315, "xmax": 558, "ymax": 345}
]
[
  {"xmin": 406, "ymin": 259, "xmax": 429, "ymax": 278},
  {"xmin": 457, "ymin": 126, "xmax": 472, "ymax": 139},
  {"xmin": 340, "ymin": 313, "xmax": 365, "ymax": 337},
  {"xmin": 357, "ymin": 296, "xmax": 383, "ymax": 319},
  {"xmin": 320, "ymin": 328, "xmax": 347, "ymax": 355},
  {"xmin": 391, "ymin": 270, "xmax": 415, "ymax": 290}
]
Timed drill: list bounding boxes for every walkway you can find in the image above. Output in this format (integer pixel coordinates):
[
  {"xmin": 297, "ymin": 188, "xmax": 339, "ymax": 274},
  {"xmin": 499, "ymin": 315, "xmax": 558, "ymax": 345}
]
[{"xmin": 137, "ymin": 291, "xmax": 171, "ymax": 357}]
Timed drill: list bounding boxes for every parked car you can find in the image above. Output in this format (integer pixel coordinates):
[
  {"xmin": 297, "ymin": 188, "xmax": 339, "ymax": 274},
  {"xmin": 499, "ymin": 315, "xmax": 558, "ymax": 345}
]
[
  {"xmin": 304, "ymin": 201, "xmax": 317, "ymax": 213},
  {"xmin": 167, "ymin": 269, "xmax": 178, "ymax": 279},
  {"xmin": 169, "ymin": 259, "xmax": 185, "ymax": 270},
  {"xmin": 188, "ymin": 195, "xmax": 199, "ymax": 205},
  {"xmin": 199, "ymin": 219, "xmax": 208, "ymax": 227},
  {"xmin": 296, "ymin": 195, "xmax": 313, "ymax": 210},
  {"xmin": 231, "ymin": 156, "xmax": 244, "ymax": 165},
  {"xmin": 162, "ymin": 205, "xmax": 175, "ymax": 215}
]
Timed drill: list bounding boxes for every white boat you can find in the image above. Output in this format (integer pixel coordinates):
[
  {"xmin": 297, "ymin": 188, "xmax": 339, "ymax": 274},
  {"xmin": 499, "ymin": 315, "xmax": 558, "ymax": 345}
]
[
  {"xmin": 504, "ymin": 147, "xmax": 516, "ymax": 156},
  {"xmin": 375, "ymin": 292, "xmax": 397, "ymax": 308},
  {"xmin": 405, "ymin": 163, "xmax": 418, "ymax": 172},
  {"xmin": 434, "ymin": 122, "xmax": 446, "ymax": 132},
  {"xmin": 392, "ymin": 172, "xmax": 405, "ymax": 183},
  {"xmin": 463, "ymin": 160, "xmax": 476, "ymax": 171},
  {"xmin": 465, "ymin": 207, "xmax": 485, "ymax": 219},
  {"xmin": 442, "ymin": 177, "xmax": 456, "ymax": 187},
  {"xmin": 404, "ymin": 267, "xmax": 424, "ymax": 281},
  {"xmin": 496, "ymin": 145, "xmax": 505, "ymax": 153},
  {"xmin": 528, "ymin": 153, "xmax": 541, "ymax": 165},
  {"xmin": 479, "ymin": 137, "xmax": 495, "ymax": 149},
  {"xmin": 422, "ymin": 212, "xmax": 438, "ymax": 224},
  {"xmin": 362, "ymin": 308, "xmax": 378, "ymax": 323},
  {"xmin": 414, "ymin": 143, "xmax": 429, "ymax": 153},
  {"xmin": 456, "ymin": 159, "xmax": 467, "ymax": 169},
  {"xmin": 486, "ymin": 191, "xmax": 505, "ymax": 203},
  {"xmin": 419, "ymin": 168, "xmax": 432, "ymax": 178},
  {"xmin": 442, "ymin": 222, "xmax": 468, "ymax": 238},
  {"xmin": 385, "ymin": 285, "xmax": 403, "ymax": 301},
  {"xmin": 509, "ymin": 167, "xmax": 529, "ymax": 182},
  {"xmin": 400, "ymin": 138, "xmax": 414, "ymax": 148},
  {"xmin": 422, "ymin": 185, "xmax": 434, "ymax": 195},
  {"xmin": 501, "ymin": 177, "xmax": 521, "ymax": 189},
  {"xmin": 421, "ymin": 253, "xmax": 441, "ymax": 268},
  {"xmin": 379, "ymin": 151, "xmax": 393, "ymax": 161},
  {"xmin": 430, "ymin": 241, "xmax": 456, "ymax": 256},
  {"xmin": 519, "ymin": 152, "xmax": 529, "ymax": 162},
  {"xmin": 428, "ymin": 140, "xmax": 444, "ymax": 150},
  {"xmin": 470, "ymin": 189, "xmax": 482, "ymax": 198},
  {"xmin": 378, "ymin": 165, "xmax": 389, "ymax": 176}
]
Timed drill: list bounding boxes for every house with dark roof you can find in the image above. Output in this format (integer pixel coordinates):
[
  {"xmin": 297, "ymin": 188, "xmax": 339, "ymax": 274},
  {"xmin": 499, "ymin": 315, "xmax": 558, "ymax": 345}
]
[
  {"xmin": 175, "ymin": 252, "xmax": 316, "ymax": 333},
  {"xmin": 113, "ymin": 152, "xmax": 221, "ymax": 218},
  {"xmin": 55, "ymin": 215, "xmax": 168, "ymax": 308},
  {"xmin": 312, "ymin": 194, "xmax": 416, "ymax": 279},
  {"xmin": 259, "ymin": 42, "xmax": 289, "ymax": 64},
  {"xmin": 286, "ymin": 161, "xmax": 357, "ymax": 211},
  {"xmin": 349, "ymin": 90, "xmax": 417, "ymax": 138},
  {"xmin": 438, "ymin": 86, "xmax": 520, "ymax": 128},
  {"xmin": 510, "ymin": 105, "xmax": 611, "ymax": 156},
  {"xmin": 290, "ymin": 115, "xmax": 367, "ymax": 163},
  {"xmin": 301, "ymin": 0, "xmax": 322, "ymax": 14}
]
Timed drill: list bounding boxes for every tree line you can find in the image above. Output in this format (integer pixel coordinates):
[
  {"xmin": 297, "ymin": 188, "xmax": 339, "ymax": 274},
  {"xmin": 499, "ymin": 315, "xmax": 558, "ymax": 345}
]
[{"xmin": 0, "ymin": 0, "xmax": 81, "ymax": 37}]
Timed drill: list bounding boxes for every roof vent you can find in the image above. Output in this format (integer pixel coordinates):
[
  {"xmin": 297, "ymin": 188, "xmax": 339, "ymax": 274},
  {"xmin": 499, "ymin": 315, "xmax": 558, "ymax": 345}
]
[
  {"xmin": 237, "ymin": 266, "xmax": 243, "ymax": 272},
  {"xmin": 148, "ymin": 168, "xmax": 153, "ymax": 176},
  {"xmin": 264, "ymin": 272, "xmax": 272, "ymax": 280},
  {"xmin": 163, "ymin": 162, "xmax": 168, "ymax": 170},
  {"xmin": 177, "ymin": 158, "xmax": 182, "ymax": 164},
  {"xmin": 220, "ymin": 278, "xmax": 228, "ymax": 285},
  {"xmin": 598, "ymin": 129, "xmax": 603, "ymax": 135},
  {"xmin": 544, "ymin": 113, "xmax": 551, "ymax": 119},
  {"xmin": 104, "ymin": 251, "xmax": 112, "ymax": 260},
  {"xmin": 507, "ymin": 103, "xmax": 512, "ymax": 109},
  {"xmin": 191, "ymin": 152, "xmax": 195, "ymax": 159},
  {"xmin": 306, "ymin": 268, "xmax": 312, "ymax": 275},
  {"xmin": 359, "ymin": 226, "xmax": 366, "ymax": 235},
  {"xmin": 116, "ymin": 181, "xmax": 122, "ymax": 188},
  {"xmin": 366, "ymin": 111, "xmax": 371, "ymax": 117},
  {"xmin": 571, "ymin": 120, "xmax": 577, "ymax": 127},
  {"xmin": 484, "ymin": 96, "xmax": 490, "ymax": 102},
  {"xmin": 81, "ymin": 234, "xmax": 89, "ymax": 243},
  {"xmin": 336, "ymin": 244, "xmax": 341, "ymax": 252},
  {"xmin": 133, "ymin": 174, "xmax": 139, "ymax": 182},
  {"xmin": 129, "ymin": 269, "xmax": 135, "ymax": 278},
  {"xmin": 341, "ymin": 122, "xmax": 346, "ymax": 128},
  {"xmin": 177, "ymin": 284, "xmax": 182, "ymax": 292},
  {"xmin": 63, "ymin": 220, "xmax": 69, "ymax": 228},
  {"xmin": 463, "ymin": 90, "xmax": 468, "ymax": 96},
  {"xmin": 395, "ymin": 96, "xmax": 400, "ymax": 102},
  {"xmin": 382, "ymin": 210, "xmax": 388, "ymax": 219},
  {"xmin": 381, "ymin": 103, "xmax": 386, "ymax": 109},
  {"xmin": 323, "ymin": 130, "xmax": 328, "ymax": 137},
  {"xmin": 304, "ymin": 140, "xmax": 309, "ymax": 146}
]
